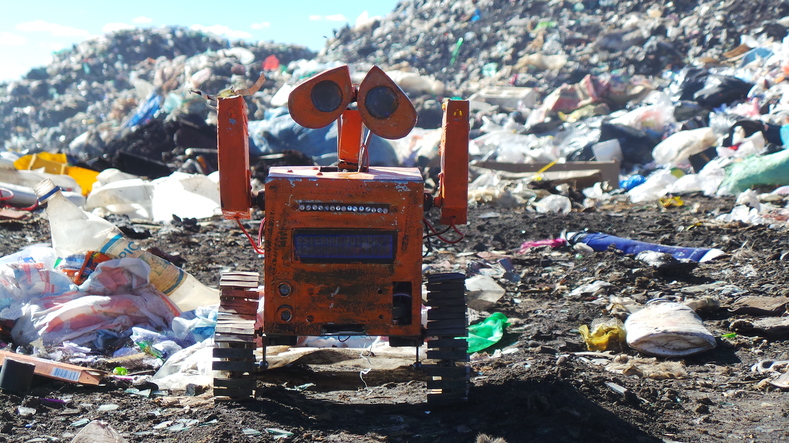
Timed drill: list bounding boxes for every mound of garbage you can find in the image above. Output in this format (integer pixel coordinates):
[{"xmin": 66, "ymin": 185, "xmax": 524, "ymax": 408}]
[{"xmin": 0, "ymin": 0, "xmax": 787, "ymax": 222}]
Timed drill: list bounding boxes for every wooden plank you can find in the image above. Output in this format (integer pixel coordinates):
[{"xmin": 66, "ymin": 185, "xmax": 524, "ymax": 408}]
[
  {"xmin": 212, "ymin": 360, "xmax": 257, "ymax": 372},
  {"xmin": 213, "ymin": 386, "xmax": 254, "ymax": 399},
  {"xmin": 220, "ymin": 272, "xmax": 260, "ymax": 288},
  {"xmin": 426, "ymin": 350, "xmax": 469, "ymax": 361},
  {"xmin": 427, "ymin": 391, "xmax": 467, "ymax": 405},
  {"xmin": 215, "ymin": 312, "xmax": 256, "ymax": 321},
  {"xmin": 217, "ymin": 298, "xmax": 258, "ymax": 315},
  {"xmin": 213, "ymin": 377, "xmax": 256, "ymax": 389},
  {"xmin": 424, "ymin": 327, "xmax": 467, "ymax": 337},
  {"xmin": 427, "ymin": 319, "xmax": 467, "ymax": 330},
  {"xmin": 427, "ymin": 379, "xmax": 469, "ymax": 391},
  {"xmin": 426, "ymin": 338, "xmax": 468, "ymax": 349},
  {"xmin": 471, "ymin": 160, "xmax": 620, "ymax": 189},
  {"xmin": 213, "ymin": 347, "xmax": 255, "ymax": 359},
  {"xmin": 422, "ymin": 365, "xmax": 468, "ymax": 377},
  {"xmin": 216, "ymin": 320, "xmax": 255, "ymax": 329},
  {"xmin": 0, "ymin": 350, "xmax": 104, "ymax": 385},
  {"xmin": 426, "ymin": 273, "xmax": 465, "ymax": 283},
  {"xmin": 424, "ymin": 299, "xmax": 466, "ymax": 306},
  {"xmin": 214, "ymin": 332, "xmax": 256, "ymax": 343}
]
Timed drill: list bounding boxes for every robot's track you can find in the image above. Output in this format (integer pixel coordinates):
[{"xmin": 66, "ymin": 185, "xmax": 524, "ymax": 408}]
[
  {"xmin": 212, "ymin": 271, "xmax": 260, "ymax": 401},
  {"xmin": 423, "ymin": 272, "xmax": 470, "ymax": 405}
]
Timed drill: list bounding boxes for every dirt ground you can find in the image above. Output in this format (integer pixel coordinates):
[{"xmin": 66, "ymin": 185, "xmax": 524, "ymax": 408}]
[{"xmin": 1, "ymin": 190, "xmax": 789, "ymax": 443}]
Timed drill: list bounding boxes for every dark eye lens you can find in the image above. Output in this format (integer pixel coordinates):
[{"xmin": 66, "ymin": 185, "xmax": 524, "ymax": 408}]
[
  {"xmin": 311, "ymin": 80, "xmax": 342, "ymax": 113},
  {"xmin": 365, "ymin": 86, "xmax": 399, "ymax": 119}
]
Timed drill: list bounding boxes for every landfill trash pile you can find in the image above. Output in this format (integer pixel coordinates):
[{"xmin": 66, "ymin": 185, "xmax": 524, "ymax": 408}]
[
  {"xmin": 0, "ymin": 26, "xmax": 315, "ymax": 169},
  {"xmin": 0, "ymin": 0, "xmax": 789, "ymax": 441},
  {"xmin": 323, "ymin": 0, "xmax": 788, "ymax": 92}
]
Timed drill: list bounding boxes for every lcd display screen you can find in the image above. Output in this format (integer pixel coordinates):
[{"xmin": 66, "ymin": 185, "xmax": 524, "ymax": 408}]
[{"xmin": 293, "ymin": 230, "xmax": 396, "ymax": 263}]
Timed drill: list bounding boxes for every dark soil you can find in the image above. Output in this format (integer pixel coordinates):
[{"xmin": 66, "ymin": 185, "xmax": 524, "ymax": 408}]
[{"xmin": 1, "ymin": 192, "xmax": 789, "ymax": 442}]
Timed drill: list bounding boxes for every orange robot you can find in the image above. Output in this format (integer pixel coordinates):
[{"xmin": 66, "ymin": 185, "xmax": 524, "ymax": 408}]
[{"xmin": 213, "ymin": 66, "xmax": 470, "ymax": 405}]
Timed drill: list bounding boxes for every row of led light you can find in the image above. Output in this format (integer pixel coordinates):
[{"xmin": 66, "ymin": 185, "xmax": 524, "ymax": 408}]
[{"xmin": 298, "ymin": 204, "xmax": 389, "ymax": 213}]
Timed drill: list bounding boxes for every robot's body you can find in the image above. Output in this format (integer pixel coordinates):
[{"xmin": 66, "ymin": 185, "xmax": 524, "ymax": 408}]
[
  {"xmin": 213, "ymin": 66, "xmax": 470, "ymax": 404},
  {"xmin": 263, "ymin": 165, "xmax": 425, "ymax": 340}
]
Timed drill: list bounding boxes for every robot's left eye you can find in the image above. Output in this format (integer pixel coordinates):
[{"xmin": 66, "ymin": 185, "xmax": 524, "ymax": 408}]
[
  {"xmin": 288, "ymin": 65, "xmax": 354, "ymax": 129},
  {"xmin": 311, "ymin": 80, "xmax": 344, "ymax": 113}
]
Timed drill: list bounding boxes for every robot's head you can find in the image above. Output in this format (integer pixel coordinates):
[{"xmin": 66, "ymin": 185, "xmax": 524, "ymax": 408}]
[{"xmin": 288, "ymin": 65, "xmax": 416, "ymax": 140}]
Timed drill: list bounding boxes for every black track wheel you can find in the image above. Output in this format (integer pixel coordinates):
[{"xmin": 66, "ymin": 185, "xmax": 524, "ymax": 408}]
[
  {"xmin": 213, "ymin": 271, "xmax": 260, "ymax": 401},
  {"xmin": 422, "ymin": 272, "xmax": 469, "ymax": 405}
]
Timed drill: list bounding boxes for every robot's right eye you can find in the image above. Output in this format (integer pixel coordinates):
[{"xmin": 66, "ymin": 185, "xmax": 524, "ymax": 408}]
[{"xmin": 365, "ymin": 86, "xmax": 399, "ymax": 119}]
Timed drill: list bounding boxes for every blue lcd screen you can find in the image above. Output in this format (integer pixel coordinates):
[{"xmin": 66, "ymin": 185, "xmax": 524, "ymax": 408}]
[{"xmin": 293, "ymin": 230, "xmax": 396, "ymax": 263}]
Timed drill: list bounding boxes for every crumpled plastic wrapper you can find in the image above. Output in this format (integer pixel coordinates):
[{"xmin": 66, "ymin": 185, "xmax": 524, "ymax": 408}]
[{"xmin": 579, "ymin": 318, "xmax": 626, "ymax": 351}]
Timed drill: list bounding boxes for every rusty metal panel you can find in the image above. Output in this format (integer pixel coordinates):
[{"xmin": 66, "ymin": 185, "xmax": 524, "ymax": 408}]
[
  {"xmin": 217, "ymin": 96, "xmax": 251, "ymax": 220},
  {"xmin": 263, "ymin": 166, "xmax": 424, "ymax": 337}
]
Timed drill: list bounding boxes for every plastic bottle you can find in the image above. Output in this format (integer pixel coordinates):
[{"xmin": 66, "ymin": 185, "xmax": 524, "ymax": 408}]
[
  {"xmin": 564, "ymin": 231, "xmax": 724, "ymax": 262},
  {"xmin": 34, "ymin": 178, "xmax": 219, "ymax": 312}
]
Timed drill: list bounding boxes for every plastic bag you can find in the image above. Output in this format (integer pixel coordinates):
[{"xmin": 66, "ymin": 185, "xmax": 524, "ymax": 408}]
[
  {"xmin": 10, "ymin": 258, "xmax": 180, "ymax": 348},
  {"xmin": 467, "ymin": 312, "xmax": 510, "ymax": 353},
  {"xmin": 717, "ymin": 148, "xmax": 789, "ymax": 195},
  {"xmin": 579, "ymin": 318, "xmax": 626, "ymax": 351},
  {"xmin": 652, "ymin": 127, "xmax": 717, "ymax": 166},
  {"xmin": 150, "ymin": 340, "xmax": 214, "ymax": 391}
]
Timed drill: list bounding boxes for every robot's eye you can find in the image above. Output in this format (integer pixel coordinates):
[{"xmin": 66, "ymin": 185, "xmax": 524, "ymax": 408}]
[
  {"xmin": 311, "ymin": 80, "xmax": 343, "ymax": 113},
  {"xmin": 364, "ymin": 86, "xmax": 399, "ymax": 119},
  {"xmin": 288, "ymin": 65, "xmax": 353, "ymax": 129},
  {"xmin": 357, "ymin": 66, "xmax": 416, "ymax": 140}
]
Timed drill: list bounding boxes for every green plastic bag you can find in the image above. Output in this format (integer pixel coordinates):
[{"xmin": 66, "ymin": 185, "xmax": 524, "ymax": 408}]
[
  {"xmin": 466, "ymin": 312, "xmax": 510, "ymax": 353},
  {"xmin": 718, "ymin": 148, "xmax": 789, "ymax": 194}
]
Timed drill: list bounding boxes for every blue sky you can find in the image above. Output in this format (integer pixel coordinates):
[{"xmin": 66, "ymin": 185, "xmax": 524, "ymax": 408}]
[{"xmin": 0, "ymin": 0, "xmax": 400, "ymax": 82}]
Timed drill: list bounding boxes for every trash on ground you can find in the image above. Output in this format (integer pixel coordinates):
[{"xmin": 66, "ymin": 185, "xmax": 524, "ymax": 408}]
[
  {"xmin": 730, "ymin": 316, "xmax": 789, "ymax": 338},
  {"xmin": 35, "ymin": 178, "xmax": 219, "ymax": 311},
  {"xmin": 635, "ymin": 250, "xmax": 699, "ymax": 274},
  {"xmin": 467, "ymin": 312, "xmax": 510, "ymax": 353},
  {"xmin": 605, "ymin": 355, "xmax": 688, "ymax": 379},
  {"xmin": 579, "ymin": 318, "xmax": 626, "ymax": 351},
  {"xmin": 624, "ymin": 300, "xmax": 717, "ymax": 357},
  {"xmin": 565, "ymin": 231, "xmax": 725, "ymax": 262},
  {"xmin": 0, "ymin": 349, "xmax": 105, "ymax": 385},
  {"xmin": 465, "ymin": 275, "xmax": 506, "ymax": 311},
  {"xmin": 728, "ymin": 296, "xmax": 789, "ymax": 316}
]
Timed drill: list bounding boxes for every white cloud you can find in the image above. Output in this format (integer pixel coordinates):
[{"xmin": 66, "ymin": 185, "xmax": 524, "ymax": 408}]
[
  {"xmin": 0, "ymin": 31, "xmax": 26, "ymax": 47},
  {"xmin": 133, "ymin": 16, "xmax": 153, "ymax": 24},
  {"xmin": 102, "ymin": 23, "xmax": 135, "ymax": 34},
  {"xmin": 308, "ymin": 15, "xmax": 322, "ymax": 21},
  {"xmin": 15, "ymin": 20, "xmax": 90, "ymax": 37},
  {"xmin": 190, "ymin": 24, "xmax": 252, "ymax": 39},
  {"xmin": 251, "ymin": 22, "xmax": 271, "ymax": 30}
]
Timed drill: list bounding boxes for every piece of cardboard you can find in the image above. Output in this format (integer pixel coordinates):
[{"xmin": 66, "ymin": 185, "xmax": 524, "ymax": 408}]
[
  {"xmin": 472, "ymin": 160, "xmax": 620, "ymax": 189},
  {"xmin": 0, "ymin": 350, "xmax": 105, "ymax": 385}
]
